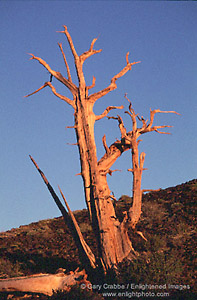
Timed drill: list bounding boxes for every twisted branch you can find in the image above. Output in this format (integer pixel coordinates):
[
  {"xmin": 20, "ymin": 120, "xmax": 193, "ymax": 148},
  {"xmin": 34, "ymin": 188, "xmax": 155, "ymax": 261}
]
[
  {"xmin": 96, "ymin": 105, "xmax": 124, "ymax": 121},
  {"xmin": 124, "ymin": 96, "xmax": 180, "ymax": 137}
]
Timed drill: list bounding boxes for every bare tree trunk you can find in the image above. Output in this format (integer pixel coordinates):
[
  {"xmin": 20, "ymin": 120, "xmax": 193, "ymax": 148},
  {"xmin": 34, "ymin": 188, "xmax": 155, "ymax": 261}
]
[{"xmin": 127, "ymin": 146, "xmax": 145, "ymax": 229}]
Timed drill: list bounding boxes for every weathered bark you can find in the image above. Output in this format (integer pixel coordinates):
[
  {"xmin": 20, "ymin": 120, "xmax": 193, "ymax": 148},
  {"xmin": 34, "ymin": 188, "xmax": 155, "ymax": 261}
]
[
  {"xmin": 0, "ymin": 269, "xmax": 89, "ymax": 296},
  {"xmin": 73, "ymin": 90, "xmax": 135, "ymax": 271}
]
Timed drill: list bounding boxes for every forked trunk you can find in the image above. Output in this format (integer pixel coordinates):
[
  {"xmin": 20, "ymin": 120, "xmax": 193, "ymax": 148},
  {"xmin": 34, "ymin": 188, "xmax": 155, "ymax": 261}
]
[{"xmin": 74, "ymin": 95, "xmax": 135, "ymax": 271}]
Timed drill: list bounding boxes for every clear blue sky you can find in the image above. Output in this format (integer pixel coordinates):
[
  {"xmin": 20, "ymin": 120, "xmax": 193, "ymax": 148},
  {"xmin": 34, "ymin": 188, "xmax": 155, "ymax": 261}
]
[{"xmin": 0, "ymin": 1, "xmax": 196, "ymax": 232}]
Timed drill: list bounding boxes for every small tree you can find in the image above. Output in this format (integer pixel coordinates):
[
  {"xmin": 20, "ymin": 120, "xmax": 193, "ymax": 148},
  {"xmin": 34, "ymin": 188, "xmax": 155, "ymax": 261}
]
[{"xmin": 25, "ymin": 26, "xmax": 179, "ymax": 275}]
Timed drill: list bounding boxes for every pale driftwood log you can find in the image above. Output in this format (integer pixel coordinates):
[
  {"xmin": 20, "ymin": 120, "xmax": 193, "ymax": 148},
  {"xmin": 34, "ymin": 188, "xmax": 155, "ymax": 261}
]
[{"xmin": 0, "ymin": 269, "xmax": 89, "ymax": 296}]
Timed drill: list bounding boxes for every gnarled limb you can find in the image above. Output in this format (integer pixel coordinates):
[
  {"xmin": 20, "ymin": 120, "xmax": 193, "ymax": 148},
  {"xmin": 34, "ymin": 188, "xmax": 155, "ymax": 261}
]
[
  {"xmin": 98, "ymin": 139, "xmax": 131, "ymax": 173},
  {"xmin": 136, "ymin": 231, "xmax": 147, "ymax": 241},
  {"xmin": 95, "ymin": 105, "xmax": 124, "ymax": 121},
  {"xmin": 124, "ymin": 95, "xmax": 180, "ymax": 137},
  {"xmin": 28, "ymin": 54, "xmax": 77, "ymax": 95}
]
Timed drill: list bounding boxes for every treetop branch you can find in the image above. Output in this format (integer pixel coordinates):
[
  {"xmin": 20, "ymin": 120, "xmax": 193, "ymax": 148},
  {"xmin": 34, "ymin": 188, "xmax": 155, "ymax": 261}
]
[
  {"xmin": 112, "ymin": 55, "xmax": 141, "ymax": 82},
  {"xmin": 88, "ymin": 54, "xmax": 140, "ymax": 103},
  {"xmin": 58, "ymin": 42, "xmax": 72, "ymax": 82},
  {"xmin": 80, "ymin": 37, "xmax": 102, "ymax": 64},
  {"xmin": 58, "ymin": 26, "xmax": 79, "ymax": 60}
]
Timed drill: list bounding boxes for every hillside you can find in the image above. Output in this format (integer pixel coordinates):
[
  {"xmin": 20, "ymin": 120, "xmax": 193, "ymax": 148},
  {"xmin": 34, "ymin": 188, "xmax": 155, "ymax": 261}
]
[{"xmin": 0, "ymin": 179, "xmax": 196, "ymax": 299}]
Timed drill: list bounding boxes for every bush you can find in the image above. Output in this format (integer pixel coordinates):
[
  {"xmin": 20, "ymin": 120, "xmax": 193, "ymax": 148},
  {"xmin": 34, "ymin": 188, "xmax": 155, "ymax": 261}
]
[
  {"xmin": 0, "ymin": 258, "xmax": 23, "ymax": 278},
  {"xmin": 49, "ymin": 285, "xmax": 104, "ymax": 300},
  {"xmin": 118, "ymin": 246, "xmax": 183, "ymax": 286}
]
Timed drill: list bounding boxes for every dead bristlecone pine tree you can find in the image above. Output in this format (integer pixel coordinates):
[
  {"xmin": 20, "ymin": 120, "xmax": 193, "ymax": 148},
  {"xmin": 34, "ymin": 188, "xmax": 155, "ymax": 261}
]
[{"xmin": 23, "ymin": 26, "xmax": 179, "ymax": 277}]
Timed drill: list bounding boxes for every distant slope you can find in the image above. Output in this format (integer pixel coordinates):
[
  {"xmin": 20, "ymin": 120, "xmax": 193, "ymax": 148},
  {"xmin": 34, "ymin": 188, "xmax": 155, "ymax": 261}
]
[{"xmin": 0, "ymin": 179, "xmax": 196, "ymax": 291}]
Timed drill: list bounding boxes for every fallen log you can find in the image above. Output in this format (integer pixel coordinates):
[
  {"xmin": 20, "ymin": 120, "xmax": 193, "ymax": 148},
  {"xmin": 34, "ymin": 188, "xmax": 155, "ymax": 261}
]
[{"xmin": 0, "ymin": 268, "xmax": 89, "ymax": 296}]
